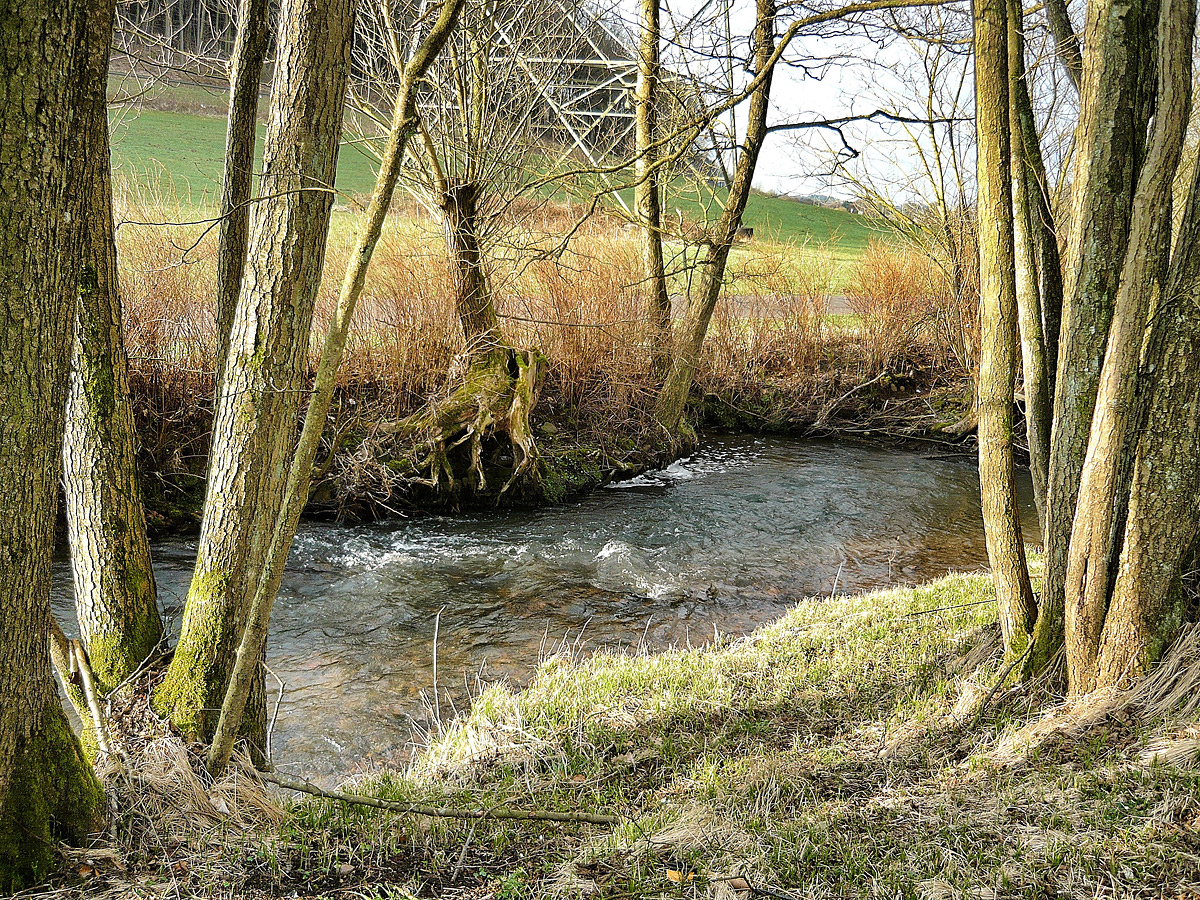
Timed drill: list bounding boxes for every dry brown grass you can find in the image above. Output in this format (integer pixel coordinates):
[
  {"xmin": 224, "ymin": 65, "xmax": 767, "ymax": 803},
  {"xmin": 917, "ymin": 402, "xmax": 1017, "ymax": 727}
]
[{"xmin": 846, "ymin": 237, "xmax": 978, "ymax": 378}]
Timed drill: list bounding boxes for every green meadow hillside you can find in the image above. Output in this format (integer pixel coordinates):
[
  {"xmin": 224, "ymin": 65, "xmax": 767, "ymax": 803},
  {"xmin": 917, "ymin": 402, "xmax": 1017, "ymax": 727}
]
[{"xmin": 108, "ymin": 88, "xmax": 881, "ymax": 258}]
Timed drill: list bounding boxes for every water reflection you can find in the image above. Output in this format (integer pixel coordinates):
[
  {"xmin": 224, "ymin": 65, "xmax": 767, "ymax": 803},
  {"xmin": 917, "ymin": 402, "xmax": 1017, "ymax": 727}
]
[{"xmin": 52, "ymin": 436, "xmax": 1039, "ymax": 779}]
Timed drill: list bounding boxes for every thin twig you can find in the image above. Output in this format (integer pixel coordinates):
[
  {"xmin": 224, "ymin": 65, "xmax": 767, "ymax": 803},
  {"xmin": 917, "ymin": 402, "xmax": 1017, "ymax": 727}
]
[
  {"xmin": 967, "ymin": 643, "xmax": 1033, "ymax": 729},
  {"xmin": 258, "ymin": 769, "xmax": 620, "ymax": 825},
  {"xmin": 830, "ymin": 560, "xmax": 845, "ymax": 599},
  {"xmin": 264, "ymin": 661, "xmax": 286, "ymax": 763}
]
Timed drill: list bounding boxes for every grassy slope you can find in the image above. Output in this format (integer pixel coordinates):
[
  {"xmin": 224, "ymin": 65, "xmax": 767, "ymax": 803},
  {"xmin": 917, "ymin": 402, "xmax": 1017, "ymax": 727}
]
[
  {"xmin": 107, "ymin": 105, "xmax": 879, "ymax": 263},
  {"xmin": 241, "ymin": 567, "xmax": 1200, "ymax": 899},
  {"xmin": 109, "ymin": 107, "xmax": 384, "ymax": 204}
]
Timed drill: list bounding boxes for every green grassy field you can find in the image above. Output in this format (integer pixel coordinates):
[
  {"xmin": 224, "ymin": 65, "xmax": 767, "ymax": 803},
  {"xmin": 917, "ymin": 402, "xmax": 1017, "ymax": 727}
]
[
  {"xmin": 109, "ymin": 107, "xmax": 383, "ymax": 205},
  {"xmin": 107, "ymin": 100, "xmax": 883, "ymax": 267}
]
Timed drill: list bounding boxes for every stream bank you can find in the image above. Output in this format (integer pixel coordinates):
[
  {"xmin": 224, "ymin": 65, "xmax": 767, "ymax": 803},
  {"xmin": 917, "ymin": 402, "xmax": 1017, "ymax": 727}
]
[
  {"xmin": 128, "ymin": 360, "xmax": 974, "ymax": 535},
  {"xmin": 56, "ymin": 433, "xmax": 1029, "ymax": 782},
  {"xmin": 37, "ymin": 567, "xmax": 1200, "ymax": 899}
]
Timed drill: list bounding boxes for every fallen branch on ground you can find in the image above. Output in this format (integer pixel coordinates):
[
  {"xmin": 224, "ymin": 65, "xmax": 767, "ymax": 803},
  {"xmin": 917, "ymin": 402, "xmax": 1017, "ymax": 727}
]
[{"xmin": 258, "ymin": 769, "xmax": 621, "ymax": 825}]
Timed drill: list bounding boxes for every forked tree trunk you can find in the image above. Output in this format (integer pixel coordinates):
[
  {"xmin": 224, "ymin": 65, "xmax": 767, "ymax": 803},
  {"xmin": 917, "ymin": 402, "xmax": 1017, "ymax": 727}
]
[
  {"xmin": 636, "ymin": 0, "xmax": 671, "ymax": 382},
  {"xmin": 0, "ymin": 2, "xmax": 107, "ymax": 888},
  {"xmin": 215, "ymin": 0, "xmax": 272, "ymax": 376},
  {"xmin": 975, "ymin": 0, "xmax": 1036, "ymax": 659},
  {"xmin": 1031, "ymin": 0, "xmax": 1157, "ymax": 671},
  {"xmin": 1062, "ymin": 0, "xmax": 1191, "ymax": 694},
  {"xmin": 653, "ymin": 0, "xmax": 775, "ymax": 438},
  {"xmin": 64, "ymin": 0, "xmax": 164, "ymax": 695},
  {"xmin": 154, "ymin": 0, "xmax": 356, "ymax": 746},
  {"xmin": 205, "ymin": 0, "xmax": 465, "ymax": 776}
]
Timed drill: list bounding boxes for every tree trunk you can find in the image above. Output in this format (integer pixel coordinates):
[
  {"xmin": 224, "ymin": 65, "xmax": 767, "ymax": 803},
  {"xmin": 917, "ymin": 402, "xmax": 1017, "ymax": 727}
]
[
  {"xmin": 636, "ymin": 0, "xmax": 671, "ymax": 383},
  {"xmin": 1096, "ymin": 225, "xmax": 1200, "ymax": 686},
  {"xmin": 154, "ymin": 0, "xmax": 356, "ymax": 747},
  {"xmin": 1032, "ymin": 0, "xmax": 1157, "ymax": 671},
  {"xmin": 64, "ymin": 0, "xmax": 164, "ymax": 696},
  {"xmin": 653, "ymin": 0, "xmax": 776, "ymax": 438},
  {"xmin": 206, "ymin": 0, "xmax": 465, "ymax": 776},
  {"xmin": 0, "ymin": 1, "xmax": 106, "ymax": 888},
  {"xmin": 215, "ymin": 0, "xmax": 272, "ymax": 377},
  {"xmin": 1008, "ymin": 0, "xmax": 1051, "ymax": 529},
  {"xmin": 1062, "ymin": 0, "xmax": 1191, "ymax": 694},
  {"xmin": 975, "ymin": 0, "xmax": 1037, "ymax": 659},
  {"xmin": 1044, "ymin": 0, "xmax": 1083, "ymax": 92},
  {"xmin": 441, "ymin": 182, "xmax": 499, "ymax": 343}
]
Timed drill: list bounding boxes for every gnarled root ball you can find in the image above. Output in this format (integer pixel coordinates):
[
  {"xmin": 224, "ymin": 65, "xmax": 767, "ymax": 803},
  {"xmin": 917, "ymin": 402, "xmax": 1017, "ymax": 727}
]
[{"xmin": 347, "ymin": 340, "xmax": 546, "ymax": 509}]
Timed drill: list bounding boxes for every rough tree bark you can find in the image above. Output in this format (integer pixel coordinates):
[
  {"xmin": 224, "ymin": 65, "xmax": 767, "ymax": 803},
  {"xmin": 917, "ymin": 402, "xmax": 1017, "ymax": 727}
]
[
  {"xmin": 441, "ymin": 181, "xmax": 500, "ymax": 343},
  {"xmin": 653, "ymin": 0, "xmax": 776, "ymax": 438},
  {"xmin": 64, "ymin": 0, "xmax": 164, "ymax": 695},
  {"xmin": 0, "ymin": 0, "xmax": 107, "ymax": 887},
  {"xmin": 1062, "ymin": 0, "xmax": 1192, "ymax": 694},
  {"xmin": 215, "ymin": 0, "xmax": 272, "ymax": 375},
  {"xmin": 154, "ymin": 0, "xmax": 357, "ymax": 746},
  {"xmin": 1096, "ymin": 156, "xmax": 1200, "ymax": 685},
  {"xmin": 206, "ymin": 0, "xmax": 465, "ymax": 776},
  {"xmin": 636, "ymin": 0, "xmax": 671, "ymax": 382},
  {"xmin": 1031, "ymin": 0, "xmax": 1157, "ymax": 672},
  {"xmin": 975, "ymin": 0, "xmax": 1037, "ymax": 659}
]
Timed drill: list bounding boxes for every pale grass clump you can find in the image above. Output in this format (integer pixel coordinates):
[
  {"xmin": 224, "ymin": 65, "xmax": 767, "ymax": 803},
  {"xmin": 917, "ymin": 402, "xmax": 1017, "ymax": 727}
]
[
  {"xmin": 514, "ymin": 234, "xmax": 654, "ymax": 417},
  {"xmin": 319, "ymin": 223, "xmax": 462, "ymax": 413},
  {"xmin": 117, "ymin": 222, "xmax": 218, "ymax": 379},
  {"xmin": 846, "ymin": 237, "xmax": 940, "ymax": 374}
]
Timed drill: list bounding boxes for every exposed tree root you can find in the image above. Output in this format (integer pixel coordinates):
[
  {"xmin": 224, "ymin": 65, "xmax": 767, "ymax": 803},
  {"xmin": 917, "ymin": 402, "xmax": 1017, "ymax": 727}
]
[{"xmin": 377, "ymin": 338, "xmax": 545, "ymax": 501}]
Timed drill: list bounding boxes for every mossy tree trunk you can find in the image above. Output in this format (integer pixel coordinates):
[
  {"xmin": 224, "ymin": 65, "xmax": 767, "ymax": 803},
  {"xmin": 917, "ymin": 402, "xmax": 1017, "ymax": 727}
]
[
  {"xmin": 380, "ymin": 151, "xmax": 546, "ymax": 499},
  {"xmin": 977, "ymin": 0, "xmax": 1200, "ymax": 691},
  {"xmin": 395, "ymin": 181, "xmax": 545, "ymax": 496},
  {"xmin": 1061, "ymin": 0, "xmax": 1191, "ymax": 693},
  {"xmin": 0, "ymin": 0, "xmax": 107, "ymax": 888},
  {"xmin": 64, "ymin": 0, "xmax": 164, "ymax": 696},
  {"xmin": 215, "ymin": 0, "xmax": 271, "ymax": 377},
  {"xmin": 974, "ymin": 0, "xmax": 1037, "ymax": 660},
  {"xmin": 636, "ymin": 0, "xmax": 671, "ymax": 383},
  {"xmin": 154, "ymin": 0, "xmax": 356, "ymax": 747},
  {"xmin": 1097, "ymin": 165, "xmax": 1200, "ymax": 684},
  {"xmin": 653, "ymin": 0, "xmax": 775, "ymax": 439},
  {"xmin": 206, "ymin": 0, "xmax": 465, "ymax": 776}
]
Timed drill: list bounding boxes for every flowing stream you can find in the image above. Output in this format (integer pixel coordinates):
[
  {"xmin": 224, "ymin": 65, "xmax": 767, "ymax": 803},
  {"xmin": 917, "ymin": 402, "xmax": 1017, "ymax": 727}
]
[{"xmin": 53, "ymin": 435, "xmax": 1039, "ymax": 779}]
